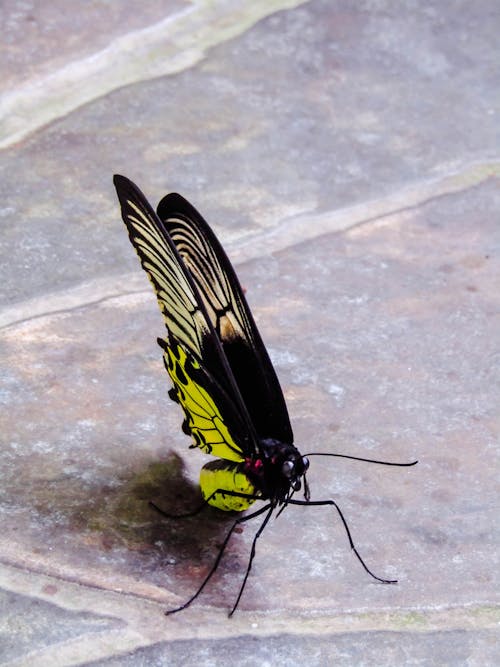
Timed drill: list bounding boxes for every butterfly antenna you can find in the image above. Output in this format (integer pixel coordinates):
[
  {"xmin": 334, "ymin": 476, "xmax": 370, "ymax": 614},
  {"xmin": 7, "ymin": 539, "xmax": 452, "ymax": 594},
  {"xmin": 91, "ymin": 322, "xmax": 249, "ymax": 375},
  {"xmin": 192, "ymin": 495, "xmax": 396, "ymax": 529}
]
[
  {"xmin": 305, "ymin": 452, "xmax": 418, "ymax": 467},
  {"xmin": 288, "ymin": 496, "xmax": 397, "ymax": 584}
]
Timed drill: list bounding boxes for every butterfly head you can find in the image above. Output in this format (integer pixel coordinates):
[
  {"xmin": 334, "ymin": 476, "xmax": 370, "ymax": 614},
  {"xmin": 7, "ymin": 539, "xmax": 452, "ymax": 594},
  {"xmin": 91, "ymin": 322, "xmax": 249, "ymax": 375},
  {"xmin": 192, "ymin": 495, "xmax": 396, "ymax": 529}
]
[
  {"xmin": 248, "ymin": 439, "xmax": 310, "ymax": 502},
  {"xmin": 281, "ymin": 454, "xmax": 309, "ymax": 492}
]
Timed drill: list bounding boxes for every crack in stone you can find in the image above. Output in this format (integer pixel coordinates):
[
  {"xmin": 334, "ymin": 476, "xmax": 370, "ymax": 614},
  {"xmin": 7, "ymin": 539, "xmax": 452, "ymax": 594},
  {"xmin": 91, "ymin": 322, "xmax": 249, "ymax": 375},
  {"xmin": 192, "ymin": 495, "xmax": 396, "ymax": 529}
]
[
  {"xmin": 226, "ymin": 159, "xmax": 500, "ymax": 263},
  {"xmin": 1, "ymin": 560, "xmax": 499, "ymax": 650}
]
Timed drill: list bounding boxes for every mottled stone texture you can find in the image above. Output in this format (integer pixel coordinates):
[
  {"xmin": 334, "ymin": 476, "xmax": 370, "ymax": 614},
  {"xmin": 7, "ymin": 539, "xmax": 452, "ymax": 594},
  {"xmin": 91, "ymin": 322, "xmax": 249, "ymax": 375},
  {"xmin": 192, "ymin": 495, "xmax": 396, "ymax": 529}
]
[
  {"xmin": 1, "ymin": 1, "xmax": 184, "ymax": 90},
  {"xmin": 0, "ymin": 0, "xmax": 499, "ymax": 665}
]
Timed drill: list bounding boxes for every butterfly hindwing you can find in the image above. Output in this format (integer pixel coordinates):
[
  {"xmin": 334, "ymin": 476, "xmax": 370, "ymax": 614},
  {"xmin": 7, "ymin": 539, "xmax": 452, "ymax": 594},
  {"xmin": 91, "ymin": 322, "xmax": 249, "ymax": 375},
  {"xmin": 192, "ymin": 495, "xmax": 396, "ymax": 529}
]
[
  {"xmin": 156, "ymin": 193, "xmax": 293, "ymax": 445},
  {"xmin": 113, "ymin": 175, "xmax": 258, "ymax": 460},
  {"xmin": 160, "ymin": 337, "xmax": 250, "ymax": 463}
]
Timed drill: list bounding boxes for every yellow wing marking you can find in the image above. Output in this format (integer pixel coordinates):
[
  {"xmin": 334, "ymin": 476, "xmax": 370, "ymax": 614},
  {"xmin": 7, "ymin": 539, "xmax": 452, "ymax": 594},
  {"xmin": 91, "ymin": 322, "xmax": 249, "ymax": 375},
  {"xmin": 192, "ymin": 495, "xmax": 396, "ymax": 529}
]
[
  {"xmin": 164, "ymin": 342, "xmax": 244, "ymax": 463},
  {"xmin": 126, "ymin": 199, "xmax": 209, "ymax": 358},
  {"xmin": 200, "ymin": 460, "xmax": 257, "ymax": 512}
]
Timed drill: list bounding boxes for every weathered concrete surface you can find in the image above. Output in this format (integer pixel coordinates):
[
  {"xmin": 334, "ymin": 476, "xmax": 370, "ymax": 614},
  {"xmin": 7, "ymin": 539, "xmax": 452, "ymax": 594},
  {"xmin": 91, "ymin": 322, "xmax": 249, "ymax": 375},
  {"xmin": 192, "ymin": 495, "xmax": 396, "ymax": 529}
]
[{"xmin": 0, "ymin": 1, "xmax": 499, "ymax": 665}]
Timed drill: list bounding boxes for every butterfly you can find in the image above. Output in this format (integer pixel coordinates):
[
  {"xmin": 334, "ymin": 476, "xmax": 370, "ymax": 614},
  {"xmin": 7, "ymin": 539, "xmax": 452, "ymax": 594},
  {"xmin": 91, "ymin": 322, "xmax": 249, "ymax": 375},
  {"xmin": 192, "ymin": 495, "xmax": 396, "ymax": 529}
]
[{"xmin": 113, "ymin": 174, "xmax": 417, "ymax": 616}]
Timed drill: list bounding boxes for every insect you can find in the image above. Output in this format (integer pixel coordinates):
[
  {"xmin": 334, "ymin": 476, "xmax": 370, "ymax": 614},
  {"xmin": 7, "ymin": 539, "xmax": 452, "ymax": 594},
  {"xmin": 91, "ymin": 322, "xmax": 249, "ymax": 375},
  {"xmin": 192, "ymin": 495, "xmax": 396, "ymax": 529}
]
[{"xmin": 113, "ymin": 175, "xmax": 417, "ymax": 616}]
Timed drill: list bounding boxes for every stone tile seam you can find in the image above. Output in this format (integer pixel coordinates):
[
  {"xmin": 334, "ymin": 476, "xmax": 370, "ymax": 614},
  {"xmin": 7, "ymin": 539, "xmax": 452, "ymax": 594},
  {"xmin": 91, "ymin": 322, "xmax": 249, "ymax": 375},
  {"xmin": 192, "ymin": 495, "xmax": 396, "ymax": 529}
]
[
  {"xmin": 1, "ymin": 628, "xmax": 146, "ymax": 667},
  {"xmin": 1, "ymin": 562, "xmax": 499, "ymax": 639},
  {"xmin": 0, "ymin": 0, "xmax": 309, "ymax": 150},
  {"xmin": 1, "ymin": 553, "xmax": 499, "ymax": 667},
  {"xmin": 0, "ymin": 565, "xmax": 500, "ymax": 667},
  {"xmin": 229, "ymin": 158, "xmax": 500, "ymax": 264},
  {"xmin": 1, "ymin": 159, "xmax": 498, "ymax": 332},
  {"xmin": 4, "ymin": 612, "xmax": 500, "ymax": 667}
]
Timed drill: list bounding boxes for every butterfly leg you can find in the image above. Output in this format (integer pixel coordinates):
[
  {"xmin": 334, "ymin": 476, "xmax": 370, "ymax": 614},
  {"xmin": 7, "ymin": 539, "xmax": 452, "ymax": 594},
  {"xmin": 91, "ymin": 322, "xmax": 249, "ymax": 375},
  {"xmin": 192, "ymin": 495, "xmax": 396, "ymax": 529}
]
[
  {"xmin": 228, "ymin": 502, "xmax": 275, "ymax": 617},
  {"xmin": 150, "ymin": 458, "xmax": 260, "ymax": 518},
  {"xmin": 150, "ymin": 487, "xmax": 261, "ymax": 520},
  {"xmin": 165, "ymin": 501, "xmax": 273, "ymax": 615},
  {"xmin": 288, "ymin": 498, "xmax": 397, "ymax": 584},
  {"xmin": 149, "ymin": 499, "xmax": 204, "ymax": 519}
]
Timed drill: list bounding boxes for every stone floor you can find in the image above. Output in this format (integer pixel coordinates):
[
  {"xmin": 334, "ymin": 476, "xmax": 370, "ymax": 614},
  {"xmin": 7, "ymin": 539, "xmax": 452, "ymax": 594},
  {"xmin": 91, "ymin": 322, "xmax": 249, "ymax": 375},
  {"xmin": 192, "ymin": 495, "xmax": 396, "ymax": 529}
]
[{"xmin": 1, "ymin": 1, "xmax": 499, "ymax": 665}]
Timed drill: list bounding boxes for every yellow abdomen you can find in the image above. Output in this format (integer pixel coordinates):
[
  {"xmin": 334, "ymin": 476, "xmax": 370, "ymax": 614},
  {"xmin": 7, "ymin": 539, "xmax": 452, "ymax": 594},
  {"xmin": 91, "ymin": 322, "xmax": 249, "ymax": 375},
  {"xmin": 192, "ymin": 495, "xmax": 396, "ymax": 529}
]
[{"xmin": 200, "ymin": 459, "xmax": 257, "ymax": 512}]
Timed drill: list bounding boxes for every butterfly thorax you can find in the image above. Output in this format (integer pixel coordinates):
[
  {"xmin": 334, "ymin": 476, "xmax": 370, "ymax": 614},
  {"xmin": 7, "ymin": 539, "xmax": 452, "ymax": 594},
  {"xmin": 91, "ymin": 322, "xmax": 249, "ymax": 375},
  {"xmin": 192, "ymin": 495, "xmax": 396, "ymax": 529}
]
[{"xmin": 244, "ymin": 438, "xmax": 310, "ymax": 503}]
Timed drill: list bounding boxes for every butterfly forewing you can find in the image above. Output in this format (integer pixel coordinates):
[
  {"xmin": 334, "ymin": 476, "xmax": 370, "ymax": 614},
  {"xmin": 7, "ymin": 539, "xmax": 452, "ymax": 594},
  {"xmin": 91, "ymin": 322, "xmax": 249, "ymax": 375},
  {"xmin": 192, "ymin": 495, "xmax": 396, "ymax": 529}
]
[
  {"xmin": 115, "ymin": 181, "xmax": 209, "ymax": 361},
  {"xmin": 157, "ymin": 193, "xmax": 294, "ymax": 445},
  {"xmin": 113, "ymin": 175, "xmax": 258, "ymax": 459}
]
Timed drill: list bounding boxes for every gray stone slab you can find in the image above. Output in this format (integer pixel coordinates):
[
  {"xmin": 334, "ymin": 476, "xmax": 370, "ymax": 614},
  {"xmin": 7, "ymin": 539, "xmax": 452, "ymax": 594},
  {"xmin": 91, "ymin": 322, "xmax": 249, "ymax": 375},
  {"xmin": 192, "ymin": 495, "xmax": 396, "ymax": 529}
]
[
  {"xmin": 0, "ymin": 588, "xmax": 123, "ymax": 664},
  {"xmin": 1, "ymin": 178, "xmax": 498, "ymax": 620},
  {"xmin": 1, "ymin": 0, "xmax": 184, "ymax": 91},
  {"xmin": 90, "ymin": 629, "xmax": 500, "ymax": 667},
  {"xmin": 1, "ymin": 0, "xmax": 499, "ymax": 664},
  {"xmin": 0, "ymin": 0, "xmax": 498, "ymax": 308},
  {"xmin": 0, "ymin": 2, "xmax": 308, "ymax": 149}
]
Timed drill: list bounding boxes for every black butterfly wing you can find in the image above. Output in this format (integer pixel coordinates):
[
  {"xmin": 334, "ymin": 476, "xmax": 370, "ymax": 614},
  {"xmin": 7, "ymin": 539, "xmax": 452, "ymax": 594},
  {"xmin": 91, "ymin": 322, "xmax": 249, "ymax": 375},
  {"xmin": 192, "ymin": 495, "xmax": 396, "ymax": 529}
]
[
  {"xmin": 156, "ymin": 193, "xmax": 294, "ymax": 445},
  {"xmin": 113, "ymin": 175, "xmax": 258, "ymax": 460}
]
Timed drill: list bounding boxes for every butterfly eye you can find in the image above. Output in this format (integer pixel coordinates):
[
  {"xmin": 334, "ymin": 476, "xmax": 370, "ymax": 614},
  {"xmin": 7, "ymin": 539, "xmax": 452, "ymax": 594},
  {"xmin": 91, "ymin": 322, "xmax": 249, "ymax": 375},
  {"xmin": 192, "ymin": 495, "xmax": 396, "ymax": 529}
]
[
  {"xmin": 282, "ymin": 460, "xmax": 294, "ymax": 478},
  {"xmin": 302, "ymin": 456, "xmax": 309, "ymax": 471}
]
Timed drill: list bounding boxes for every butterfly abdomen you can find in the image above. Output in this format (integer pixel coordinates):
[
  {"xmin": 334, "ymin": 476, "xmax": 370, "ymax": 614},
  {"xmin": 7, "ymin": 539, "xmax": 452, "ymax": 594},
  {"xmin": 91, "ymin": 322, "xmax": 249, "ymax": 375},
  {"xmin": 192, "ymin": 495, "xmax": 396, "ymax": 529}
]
[{"xmin": 200, "ymin": 460, "xmax": 257, "ymax": 511}]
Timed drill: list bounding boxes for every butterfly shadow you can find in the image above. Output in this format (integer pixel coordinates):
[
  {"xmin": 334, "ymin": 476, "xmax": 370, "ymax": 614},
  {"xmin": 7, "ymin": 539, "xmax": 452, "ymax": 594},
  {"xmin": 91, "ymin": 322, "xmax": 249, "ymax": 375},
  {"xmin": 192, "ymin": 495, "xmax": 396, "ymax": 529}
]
[{"xmin": 106, "ymin": 450, "xmax": 250, "ymax": 602}]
